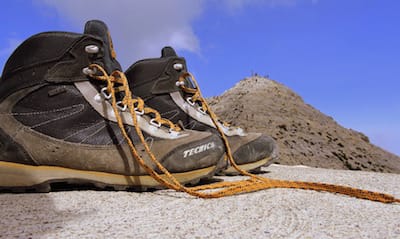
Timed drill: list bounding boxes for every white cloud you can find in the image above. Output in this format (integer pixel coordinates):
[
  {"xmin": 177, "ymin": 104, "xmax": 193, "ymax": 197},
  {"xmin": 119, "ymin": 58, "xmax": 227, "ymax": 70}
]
[
  {"xmin": 38, "ymin": 0, "xmax": 203, "ymax": 68},
  {"xmin": 221, "ymin": 0, "xmax": 318, "ymax": 11},
  {"xmin": 36, "ymin": 0, "xmax": 318, "ymax": 69}
]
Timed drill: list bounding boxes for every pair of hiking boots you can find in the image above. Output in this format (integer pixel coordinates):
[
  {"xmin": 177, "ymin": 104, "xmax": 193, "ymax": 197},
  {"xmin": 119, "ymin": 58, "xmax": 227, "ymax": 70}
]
[{"xmin": 0, "ymin": 20, "xmax": 276, "ymax": 192}]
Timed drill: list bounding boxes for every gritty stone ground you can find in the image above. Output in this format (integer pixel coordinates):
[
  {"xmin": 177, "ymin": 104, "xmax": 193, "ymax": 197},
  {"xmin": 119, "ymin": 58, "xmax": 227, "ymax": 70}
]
[
  {"xmin": 1, "ymin": 165, "xmax": 399, "ymax": 239},
  {"xmin": 208, "ymin": 76, "xmax": 400, "ymax": 173},
  {"xmin": 1, "ymin": 77, "xmax": 399, "ymax": 239}
]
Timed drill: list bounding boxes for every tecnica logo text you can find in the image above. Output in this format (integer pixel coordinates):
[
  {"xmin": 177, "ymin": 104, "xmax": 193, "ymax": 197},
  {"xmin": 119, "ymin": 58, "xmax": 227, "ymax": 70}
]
[{"xmin": 183, "ymin": 142, "xmax": 215, "ymax": 158}]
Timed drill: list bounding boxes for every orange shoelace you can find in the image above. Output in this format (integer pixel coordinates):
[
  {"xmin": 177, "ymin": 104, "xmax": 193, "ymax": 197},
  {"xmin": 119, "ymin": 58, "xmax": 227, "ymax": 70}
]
[{"xmin": 88, "ymin": 64, "xmax": 400, "ymax": 203}]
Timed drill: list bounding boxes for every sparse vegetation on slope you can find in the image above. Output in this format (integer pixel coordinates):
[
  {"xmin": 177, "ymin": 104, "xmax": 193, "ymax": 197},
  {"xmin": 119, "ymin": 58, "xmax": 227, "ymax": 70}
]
[{"xmin": 208, "ymin": 76, "xmax": 400, "ymax": 173}]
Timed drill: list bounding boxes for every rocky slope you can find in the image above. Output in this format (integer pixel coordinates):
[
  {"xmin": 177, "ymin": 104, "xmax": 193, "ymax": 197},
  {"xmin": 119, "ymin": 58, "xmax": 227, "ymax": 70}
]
[{"xmin": 208, "ymin": 76, "xmax": 400, "ymax": 173}]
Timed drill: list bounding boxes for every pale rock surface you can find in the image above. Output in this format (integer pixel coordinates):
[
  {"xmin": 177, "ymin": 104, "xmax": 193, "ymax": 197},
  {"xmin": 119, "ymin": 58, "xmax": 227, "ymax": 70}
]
[{"xmin": 1, "ymin": 165, "xmax": 399, "ymax": 239}]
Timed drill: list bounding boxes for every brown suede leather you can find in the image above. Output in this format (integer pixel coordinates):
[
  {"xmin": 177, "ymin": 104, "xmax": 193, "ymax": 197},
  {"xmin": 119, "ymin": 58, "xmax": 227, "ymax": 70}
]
[
  {"xmin": 0, "ymin": 87, "xmax": 223, "ymax": 175},
  {"xmin": 125, "ymin": 46, "xmax": 277, "ymax": 168},
  {"xmin": 0, "ymin": 23, "xmax": 225, "ymax": 178},
  {"xmin": 226, "ymin": 133, "xmax": 261, "ymax": 153}
]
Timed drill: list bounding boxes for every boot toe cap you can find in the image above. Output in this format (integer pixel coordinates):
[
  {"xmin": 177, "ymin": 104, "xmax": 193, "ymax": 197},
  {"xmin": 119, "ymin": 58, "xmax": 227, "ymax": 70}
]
[
  {"xmin": 161, "ymin": 132, "xmax": 226, "ymax": 173},
  {"xmin": 232, "ymin": 134, "xmax": 276, "ymax": 165}
]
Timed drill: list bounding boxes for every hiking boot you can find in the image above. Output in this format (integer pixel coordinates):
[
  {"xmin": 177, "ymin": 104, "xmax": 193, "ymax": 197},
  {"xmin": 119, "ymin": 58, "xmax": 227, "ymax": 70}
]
[
  {"xmin": 0, "ymin": 21, "xmax": 226, "ymax": 192},
  {"xmin": 125, "ymin": 46, "xmax": 277, "ymax": 175}
]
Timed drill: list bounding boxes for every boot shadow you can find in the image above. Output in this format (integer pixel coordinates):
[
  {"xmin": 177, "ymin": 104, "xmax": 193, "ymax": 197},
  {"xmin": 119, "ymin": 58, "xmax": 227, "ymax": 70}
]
[{"xmin": 0, "ymin": 175, "xmax": 92, "ymax": 237}]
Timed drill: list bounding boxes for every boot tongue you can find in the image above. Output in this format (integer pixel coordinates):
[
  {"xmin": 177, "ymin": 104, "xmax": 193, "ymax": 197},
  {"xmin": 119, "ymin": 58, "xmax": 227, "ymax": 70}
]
[
  {"xmin": 84, "ymin": 20, "xmax": 122, "ymax": 73},
  {"xmin": 160, "ymin": 46, "xmax": 196, "ymax": 89},
  {"xmin": 161, "ymin": 46, "xmax": 178, "ymax": 57}
]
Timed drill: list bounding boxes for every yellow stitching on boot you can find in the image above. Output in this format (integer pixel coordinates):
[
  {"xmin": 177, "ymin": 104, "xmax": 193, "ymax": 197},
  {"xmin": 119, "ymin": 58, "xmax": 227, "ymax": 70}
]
[{"xmin": 107, "ymin": 31, "xmax": 117, "ymax": 59}]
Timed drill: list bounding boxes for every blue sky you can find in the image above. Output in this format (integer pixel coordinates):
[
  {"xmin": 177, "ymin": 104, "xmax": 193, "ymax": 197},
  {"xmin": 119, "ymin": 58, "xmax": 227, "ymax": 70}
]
[{"xmin": 1, "ymin": 0, "xmax": 399, "ymax": 156}]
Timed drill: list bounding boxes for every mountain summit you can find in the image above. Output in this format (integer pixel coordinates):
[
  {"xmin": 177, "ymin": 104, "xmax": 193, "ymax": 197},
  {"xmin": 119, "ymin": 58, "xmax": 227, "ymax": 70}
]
[{"xmin": 208, "ymin": 76, "xmax": 400, "ymax": 173}]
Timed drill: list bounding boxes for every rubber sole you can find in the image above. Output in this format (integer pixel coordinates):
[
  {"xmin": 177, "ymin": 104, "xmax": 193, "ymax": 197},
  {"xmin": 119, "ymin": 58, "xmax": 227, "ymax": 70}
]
[
  {"xmin": 219, "ymin": 156, "xmax": 273, "ymax": 176},
  {"xmin": 0, "ymin": 161, "xmax": 218, "ymax": 193}
]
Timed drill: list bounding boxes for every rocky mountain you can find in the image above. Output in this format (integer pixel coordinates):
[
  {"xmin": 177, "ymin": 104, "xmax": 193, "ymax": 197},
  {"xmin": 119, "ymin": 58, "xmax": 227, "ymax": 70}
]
[{"xmin": 208, "ymin": 76, "xmax": 400, "ymax": 173}]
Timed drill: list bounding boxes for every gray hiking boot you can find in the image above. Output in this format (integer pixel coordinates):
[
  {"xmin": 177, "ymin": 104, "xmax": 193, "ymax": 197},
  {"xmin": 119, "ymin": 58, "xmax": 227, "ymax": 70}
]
[
  {"xmin": 0, "ymin": 21, "xmax": 226, "ymax": 192},
  {"xmin": 125, "ymin": 46, "xmax": 277, "ymax": 175}
]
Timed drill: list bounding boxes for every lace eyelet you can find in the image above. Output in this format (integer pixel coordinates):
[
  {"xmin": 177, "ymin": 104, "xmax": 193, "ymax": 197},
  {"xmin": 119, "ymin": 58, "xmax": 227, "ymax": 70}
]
[
  {"xmin": 173, "ymin": 63, "xmax": 183, "ymax": 70},
  {"xmin": 82, "ymin": 67, "xmax": 97, "ymax": 75},
  {"xmin": 100, "ymin": 87, "xmax": 112, "ymax": 99},
  {"xmin": 168, "ymin": 128, "xmax": 176, "ymax": 133},
  {"xmin": 134, "ymin": 108, "xmax": 144, "ymax": 115},
  {"xmin": 175, "ymin": 81, "xmax": 185, "ymax": 87},
  {"xmin": 85, "ymin": 45, "xmax": 100, "ymax": 54},
  {"xmin": 150, "ymin": 119, "xmax": 161, "ymax": 128},
  {"xmin": 94, "ymin": 93, "xmax": 102, "ymax": 102},
  {"xmin": 237, "ymin": 127, "xmax": 244, "ymax": 135},
  {"xmin": 168, "ymin": 128, "xmax": 180, "ymax": 137},
  {"xmin": 116, "ymin": 101, "xmax": 127, "ymax": 111},
  {"xmin": 186, "ymin": 97, "xmax": 195, "ymax": 106},
  {"xmin": 198, "ymin": 106, "xmax": 207, "ymax": 115}
]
